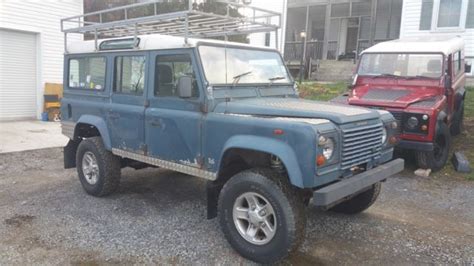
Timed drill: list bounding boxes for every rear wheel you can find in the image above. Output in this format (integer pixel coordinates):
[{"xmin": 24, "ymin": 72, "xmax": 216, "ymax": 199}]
[
  {"xmin": 218, "ymin": 168, "xmax": 305, "ymax": 264},
  {"xmin": 330, "ymin": 182, "xmax": 381, "ymax": 214},
  {"xmin": 76, "ymin": 137, "xmax": 121, "ymax": 196},
  {"xmin": 415, "ymin": 123, "xmax": 450, "ymax": 171}
]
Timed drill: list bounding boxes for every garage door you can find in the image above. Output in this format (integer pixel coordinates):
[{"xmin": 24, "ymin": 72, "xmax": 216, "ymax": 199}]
[{"xmin": 0, "ymin": 29, "xmax": 37, "ymax": 120}]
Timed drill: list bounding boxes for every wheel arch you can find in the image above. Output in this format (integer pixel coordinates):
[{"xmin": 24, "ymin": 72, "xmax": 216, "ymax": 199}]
[
  {"xmin": 74, "ymin": 115, "xmax": 112, "ymax": 150},
  {"xmin": 217, "ymin": 135, "xmax": 304, "ymax": 188},
  {"xmin": 64, "ymin": 115, "xmax": 112, "ymax": 169}
]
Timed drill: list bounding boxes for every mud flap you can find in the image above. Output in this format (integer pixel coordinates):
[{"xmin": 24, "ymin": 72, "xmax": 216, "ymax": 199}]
[
  {"xmin": 206, "ymin": 181, "xmax": 223, "ymax": 219},
  {"xmin": 64, "ymin": 139, "xmax": 80, "ymax": 169}
]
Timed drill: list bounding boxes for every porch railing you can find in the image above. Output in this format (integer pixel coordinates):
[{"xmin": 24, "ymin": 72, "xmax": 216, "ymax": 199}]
[{"xmin": 283, "ymin": 41, "xmax": 323, "ymax": 62}]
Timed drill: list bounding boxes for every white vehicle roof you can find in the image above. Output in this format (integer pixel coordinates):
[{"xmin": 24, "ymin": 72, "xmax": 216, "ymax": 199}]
[
  {"xmin": 361, "ymin": 36, "xmax": 464, "ymax": 56},
  {"xmin": 67, "ymin": 34, "xmax": 275, "ymax": 54}
]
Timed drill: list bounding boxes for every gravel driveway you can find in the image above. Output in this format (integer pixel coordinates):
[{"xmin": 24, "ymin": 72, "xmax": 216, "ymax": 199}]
[{"xmin": 0, "ymin": 148, "xmax": 473, "ymax": 265}]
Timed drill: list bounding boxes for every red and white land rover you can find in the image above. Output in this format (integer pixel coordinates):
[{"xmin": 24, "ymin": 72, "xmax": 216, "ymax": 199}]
[{"xmin": 342, "ymin": 37, "xmax": 470, "ymax": 171}]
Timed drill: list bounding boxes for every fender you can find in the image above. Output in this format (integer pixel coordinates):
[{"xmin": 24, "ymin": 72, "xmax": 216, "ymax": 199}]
[
  {"xmin": 75, "ymin": 115, "xmax": 112, "ymax": 150},
  {"xmin": 436, "ymin": 110, "xmax": 448, "ymax": 132},
  {"xmin": 220, "ymin": 135, "xmax": 305, "ymax": 188},
  {"xmin": 437, "ymin": 110, "xmax": 447, "ymax": 124}
]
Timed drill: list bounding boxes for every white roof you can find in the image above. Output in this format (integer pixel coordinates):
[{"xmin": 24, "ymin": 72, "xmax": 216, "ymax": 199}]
[
  {"xmin": 362, "ymin": 36, "xmax": 464, "ymax": 55},
  {"xmin": 67, "ymin": 34, "xmax": 275, "ymax": 54}
]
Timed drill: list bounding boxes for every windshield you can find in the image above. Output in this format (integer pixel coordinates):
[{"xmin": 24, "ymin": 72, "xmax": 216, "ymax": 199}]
[
  {"xmin": 358, "ymin": 53, "xmax": 444, "ymax": 78},
  {"xmin": 198, "ymin": 45, "xmax": 291, "ymax": 85}
]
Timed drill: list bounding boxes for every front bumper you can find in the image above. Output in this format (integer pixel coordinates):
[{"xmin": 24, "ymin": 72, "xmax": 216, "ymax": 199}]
[
  {"xmin": 313, "ymin": 158, "xmax": 404, "ymax": 207},
  {"xmin": 397, "ymin": 140, "xmax": 434, "ymax": 151}
]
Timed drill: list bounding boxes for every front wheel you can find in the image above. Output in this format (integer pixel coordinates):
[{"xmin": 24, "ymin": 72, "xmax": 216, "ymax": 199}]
[
  {"xmin": 218, "ymin": 168, "xmax": 305, "ymax": 263},
  {"xmin": 415, "ymin": 123, "xmax": 450, "ymax": 171},
  {"xmin": 330, "ymin": 182, "xmax": 381, "ymax": 214}
]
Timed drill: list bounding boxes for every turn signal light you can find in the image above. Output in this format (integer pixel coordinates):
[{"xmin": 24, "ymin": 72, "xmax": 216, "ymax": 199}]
[
  {"xmin": 421, "ymin": 125, "xmax": 428, "ymax": 131},
  {"xmin": 316, "ymin": 154, "xmax": 326, "ymax": 166},
  {"xmin": 273, "ymin": 129, "xmax": 284, "ymax": 135},
  {"xmin": 389, "ymin": 136, "xmax": 398, "ymax": 145}
]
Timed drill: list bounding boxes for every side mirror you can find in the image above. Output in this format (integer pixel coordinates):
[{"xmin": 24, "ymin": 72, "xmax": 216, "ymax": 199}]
[
  {"xmin": 177, "ymin": 76, "xmax": 192, "ymax": 98},
  {"xmin": 444, "ymin": 74, "xmax": 452, "ymax": 90},
  {"xmin": 465, "ymin": 62, "xmax": 472, "ymax": 73}
]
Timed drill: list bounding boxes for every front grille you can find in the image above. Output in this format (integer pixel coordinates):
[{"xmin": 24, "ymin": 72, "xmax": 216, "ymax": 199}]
[{"xmin": 341, "ymin": 123, "xmax": 383, "ymax": 170}]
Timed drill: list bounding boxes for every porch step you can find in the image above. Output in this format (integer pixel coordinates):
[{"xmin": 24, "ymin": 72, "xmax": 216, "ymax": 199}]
[{"xmin": 311, "ymin": 60, "xmax": 355, "ymax": 82}]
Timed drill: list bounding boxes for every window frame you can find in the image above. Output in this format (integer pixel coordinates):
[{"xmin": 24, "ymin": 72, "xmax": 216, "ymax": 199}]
[
  {"xmin": 155, "ymin": 52, "xmax": 202, "ymax": 98},
  {"xmin": 356, "ymin": 52, "xmax": 446, "ymax": 79},
  {"xmin": 67, "ymin": 56, "xmax": 107, "ymax": 91},
  {"xmin": 430, "ymin": 0, "xmax": 469, "ymax": 32},
  {"xmin": 452, "ymin": 50, "xmax": 463, "ymax": 78},
  {"xmin": 196, "ymin": 43, "xmax": 293, "ymax": 86},
  {"xmin": 113, "ymin": 54, "xmax": 147, "ymax": 96}
]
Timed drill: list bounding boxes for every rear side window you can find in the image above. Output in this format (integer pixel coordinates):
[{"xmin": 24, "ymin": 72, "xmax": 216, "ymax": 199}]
[
  {"xmin": 114, "ymin": 55, "xmax": 146, "ymax": 95},
  {"xmin": 69, "ymin": 57, "xmax": 106, "ymax": 90},
  {"xmin": 453, "ymin": 51, "xmax": 462, "ymax": 77}
]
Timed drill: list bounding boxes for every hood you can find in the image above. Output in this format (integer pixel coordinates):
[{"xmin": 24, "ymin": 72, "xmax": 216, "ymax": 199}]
[
  {"xmin": 214, "ymin": 97, "xmax": 380, "ymax": 124},
  {"xmin": 349, "ymin": 85, "xmax": 440, "ymax": 109}
]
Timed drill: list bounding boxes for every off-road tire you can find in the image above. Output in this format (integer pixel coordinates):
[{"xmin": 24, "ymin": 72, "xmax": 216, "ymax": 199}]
[
  {"xmin": 451, "ymin": 100, "xmax": 464, "ymax": 136},
  {"xmin": 218, "ymin": 168, "xmax": 305, "ymax": 264},
  {"xmin": 76, "ymin": 137, "xmax": 121, "ymax": 196},
  {"xmin": 330, "ymin": 182, "xmax": 381, "ymax": 214},
  {"xmin": 415, "ymin": 123, "xmax": 450, "ymax": 171}
]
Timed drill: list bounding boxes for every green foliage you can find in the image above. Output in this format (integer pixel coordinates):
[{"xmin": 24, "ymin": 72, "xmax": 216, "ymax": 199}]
[{"xmin": 297, "ymin": 82, "xmax": 349, "ymax": 101}]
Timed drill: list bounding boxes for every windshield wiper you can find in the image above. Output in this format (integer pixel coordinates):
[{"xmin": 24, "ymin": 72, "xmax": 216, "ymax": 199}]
[
  {"xmin": 373, "ymin": 73, "xmax": 403, "ymax": 79},
  {"xmin": 267, "ymin": 76, "xmax": 286, "ymax": 87},
  {"xmin": 232, "ymin": 71, "xmax": 252, "ymax": 86},
  {"xmin": 405, "ymin": 75, "xmax": 439, "ymax": 80}
]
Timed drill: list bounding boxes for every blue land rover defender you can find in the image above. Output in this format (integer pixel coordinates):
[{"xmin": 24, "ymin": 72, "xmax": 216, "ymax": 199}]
[{"xmin": 61, "ymin": 34, "xmax": 403, "ymax": 263}]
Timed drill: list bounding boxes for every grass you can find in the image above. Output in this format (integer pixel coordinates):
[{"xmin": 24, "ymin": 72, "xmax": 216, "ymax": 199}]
[
  {"xmin": 299, "ymin": 82, "xmax": 474, "ymax": 180},
  {"xmin": 298, "ymin": 81, "xmax": 349, "ymax": 101}
]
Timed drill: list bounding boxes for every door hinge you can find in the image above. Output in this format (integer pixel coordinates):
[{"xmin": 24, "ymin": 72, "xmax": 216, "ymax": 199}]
[
  {"xmin": 144, "ymin": 99, "xmax": 150, "ymax": 108},
  {"xmin": 140, "ymin": 144, "xmax": 148, "ymax": 156},
  {"xmin": 197, "ymin": 155, "xmax": 204, "ymax": 168}
]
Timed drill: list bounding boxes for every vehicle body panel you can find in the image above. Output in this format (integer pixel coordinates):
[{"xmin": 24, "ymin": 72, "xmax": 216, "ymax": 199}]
[{"xmin": 61, "ymin": 40, "xmax": 402, "ymax": 195}]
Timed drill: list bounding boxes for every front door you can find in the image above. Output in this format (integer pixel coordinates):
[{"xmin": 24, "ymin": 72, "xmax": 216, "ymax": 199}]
[
  {"xmin": 346, "ymin": 26, "xmax": 358, "ymax": 55},
  {"xmin": 108, "ymin": 53, "xmax": 148, "ymax": 152},
  {"xmin": 145, "ymin": 49, "xmax": 203, "ymax": 166}
]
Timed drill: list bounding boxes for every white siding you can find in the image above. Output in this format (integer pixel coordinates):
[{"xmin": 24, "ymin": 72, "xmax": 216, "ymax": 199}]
[
  {"xmin": 400, "ymin": 0, "xmax": 474, "ymax": 67},
  {"xmin": 0, "ymin": 29, "xmax": 37, "ymax": 120},
  {"xmin": 247, "ymin": 0, "xmax": 287, "ymax": 51},
  {"xmin": 0, "ymin": 0, "xmax": 82, "ymax": 119}
]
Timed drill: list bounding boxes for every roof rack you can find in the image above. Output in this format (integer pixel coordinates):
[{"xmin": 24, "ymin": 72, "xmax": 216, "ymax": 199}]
[{"xmin": 61, "ymin": 0, "xmax": 281, "ymax": 52}]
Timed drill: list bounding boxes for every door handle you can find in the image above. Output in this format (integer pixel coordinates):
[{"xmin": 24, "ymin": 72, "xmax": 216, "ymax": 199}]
[
  {"xmin": 150, "ymin": 121, "xmax": 161, "ymax": 127},
  {"xmin": 108, "ymin": 112, "xmax": 120, "ymax": 120}
]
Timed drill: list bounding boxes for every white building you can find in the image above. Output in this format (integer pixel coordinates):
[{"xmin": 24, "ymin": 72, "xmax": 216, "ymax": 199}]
[
  {"xmin": 246, "ymin": 0, "xmax": 287, "ymax": 52},
  {"xmin": 0, "ymin": 0, "xmax": 82, "ymax": 121},
  {"xmin": 399, "ymin": 0, "xmax": 473, "ymax": 83}
]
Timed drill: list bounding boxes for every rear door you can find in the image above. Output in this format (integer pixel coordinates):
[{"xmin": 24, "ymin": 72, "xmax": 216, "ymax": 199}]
[
  {"xmin": 107, "ymin": 52, "xmax": 148, "ymax": 153},
  {"xmin": 145, "ymin": 49, "xmax": 203, "ymax": 165}
]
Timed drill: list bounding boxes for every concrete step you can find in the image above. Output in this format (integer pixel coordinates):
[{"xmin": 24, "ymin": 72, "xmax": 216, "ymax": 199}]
[{"xmin": 311, "ymin": 60, "xmax": 355, "ymax": 82}]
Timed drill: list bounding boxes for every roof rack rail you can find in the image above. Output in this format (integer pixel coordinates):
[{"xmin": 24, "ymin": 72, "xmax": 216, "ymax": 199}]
[{"xmin": 61, "ymin": 0, "xmax": 281, "ymax": 52}]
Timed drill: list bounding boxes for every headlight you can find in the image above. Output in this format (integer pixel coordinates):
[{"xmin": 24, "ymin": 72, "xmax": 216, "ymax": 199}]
[
  {"xmin": 406, "ymin": 116, "xmax": 419, "ymax": 129},
  {"xmin": 318, "ymin": 136, "xmax": 335, "ymax": 160},
  {"xmin": 381, "ymin": 127, "xmax": 387, "ymax": 144}
]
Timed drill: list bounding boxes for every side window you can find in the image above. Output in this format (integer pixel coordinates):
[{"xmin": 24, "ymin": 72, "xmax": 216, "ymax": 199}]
[
  {"xmin": 453, "ymin": 51, "xmax": 462, "ymax": 77},
  {"xmin": 114, "ymin": 55, "xmax": 146, "ymax": 95},
  {"xmin": 68, "ymin": 57, "xmax": 106, "ymax": 90},
  {"xmin": 155, "ymin": 54, "xmax": 199, "ymax": 98}
]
